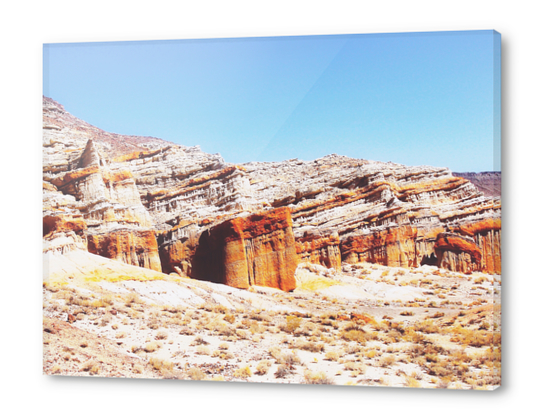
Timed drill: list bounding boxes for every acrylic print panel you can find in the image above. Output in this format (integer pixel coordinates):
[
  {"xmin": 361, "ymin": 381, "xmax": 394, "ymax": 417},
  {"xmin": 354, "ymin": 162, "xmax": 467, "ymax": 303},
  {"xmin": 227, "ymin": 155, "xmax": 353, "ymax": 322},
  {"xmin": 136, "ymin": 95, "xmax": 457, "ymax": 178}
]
[{"xmin": 42, "ymin": 30, "xmax": 501, "ymax": 389}]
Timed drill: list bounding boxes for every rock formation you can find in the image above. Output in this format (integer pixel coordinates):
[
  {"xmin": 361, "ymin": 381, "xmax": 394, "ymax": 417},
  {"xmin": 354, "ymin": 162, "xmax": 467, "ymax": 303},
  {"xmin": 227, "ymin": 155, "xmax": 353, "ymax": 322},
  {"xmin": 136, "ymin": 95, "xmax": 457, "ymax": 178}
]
[
  {"xmin": 192, "ymin": 208, "xmax": 298, "ymax": 291},
  {"xmin": 43, "ymin": 96, "xmax": 502, "ymax": 291}
]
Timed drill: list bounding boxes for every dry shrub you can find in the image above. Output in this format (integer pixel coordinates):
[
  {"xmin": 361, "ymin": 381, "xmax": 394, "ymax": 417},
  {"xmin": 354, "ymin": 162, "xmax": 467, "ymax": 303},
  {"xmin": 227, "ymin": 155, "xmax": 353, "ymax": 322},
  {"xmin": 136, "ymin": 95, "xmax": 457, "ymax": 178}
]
[
  {"xmin": 437, "ymin": 378, "xmax": 451, "ymax": 388},
  {"xmin": 195, "ymin": 345, "xmax": 211, "ymax": 356},
  {"xmin": 219, "ymin": 351, "xmax": 234, "ymax": 360},
  {"xmin": 448, "ymin": 349, "xmax": 472, "ymax": 364},
  {"xmin": 379, "ymin": 354, "xmax": 396, "ymax": 368},
  {"xmin": 191, "ymin": 336, "xmax": 209, "ymax": 346},
  {"xmin": 449, "ymin": 326, "xmax": 497, "ymax": 348},
  {"xmin": 233, "ymin": 366, "xmax": 252, "ymax": 379},
  {"xmin": 155, "ymin": 330, "xmax": 168, "ymax": 340},
  {"xmin": 147, "ymin": 317, "xmax": 161, "ymax": 330},
  {"xmin": 144, "ymin": 341, "xmax": 160, "ymax": 353},
  {"xmin": 248, "ymin": 321, "xmax": 264, "ymax": 334},
  {"xmin": 293, "ymin": 339, "xmax": 325, "ymax": 353},
  {"xmin": 124, "ymin": 292, "xmax": 143, "ymax": 306},
  {"xmin": 206, "ymin": 318, "xmax": 235, "ymax": 336},
  {"xmin": 282, "ymin": 315, "xmax": 302, "ymax": 333},
  {"xmin": 179, "ymin": 327, "xmax": 195, "ymax": 336},
  {"xmin": 343, "ymin": 343, "xmax": 362, "ymax": 355},
  {"xmin": 211, "ymin": 304, "xmax": 229, "ymax": 314},
  {"xmin": 403, "ymin": 329, "xmax": 425, "ymax": 344},
  {"xmin": 250, "ymin": 311, "xmax": 271, "ymax": 322},
  {"xmin": 415, "ymin": 320, "xmax": 439, "ymax": 334},
  {"xmin": 343, "ymin": 361, "xmax": 366, "ymax": 375},
  {"xmin": 81, "ymin": 360, "xmax": 98, "ymax": 373},
  {"xmin": 274, "ymin": 364, "xmax": 291, "ymax": 378},
  {"xmin": 188, "ymin": 367, "xmax": 207, "ymax": 381},
  {"xmin": 405, "ymin": 376, "xmax": 421, "ymax": 387},
  {"xmin": 427, "ymin": 362, "xmax": 454, "ymax": 378},
  {"xmin": 297, "ymin": 321, "xmax": 320, "ymax": 337},
  {"xmin": 268, "ymin": 346, "xmax": 283, "ymax": 361},
  {"xmin": 325, "ymin": 351, "xmax": 341, "ymax": 362},
  {"xmin": 340, "ymin": 329, "xmax": 367, "ymax": 343},
  {"xmin": 235, "ymin": 329, "xmax": 248, "ymax": 340},
  {"xmin": 91, "ymin": 295, "xmax": 114, "ymax": 308},
  {"xmin": 303, "ymin": 370, "xmax": 335, "ymax": 385},
  {"xmin": 282, "ymin": 352, "xmax": 301, "ymax": 367},
  {"xmin": 224, "ymin": 313, "xmax": 236, "ymax": 324},
  {"xmin": 149, "ymin": 358, "xmax": 174, "ymax": 375},
  {"xmin": 319, "ymin": 312, "xmax": 337, "ymax": 326},
  {"xmin": 255, "ymin": 360, "xmax": 272, "ymax": 375}
]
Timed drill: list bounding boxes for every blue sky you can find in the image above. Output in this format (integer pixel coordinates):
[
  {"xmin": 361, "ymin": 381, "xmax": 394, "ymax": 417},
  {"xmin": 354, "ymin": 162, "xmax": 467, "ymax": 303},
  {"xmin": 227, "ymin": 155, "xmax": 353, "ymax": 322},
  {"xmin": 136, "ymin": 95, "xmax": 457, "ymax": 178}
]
[{"xmin": 43, "ymin": 30, "xmax": 500, "ymax": 172}]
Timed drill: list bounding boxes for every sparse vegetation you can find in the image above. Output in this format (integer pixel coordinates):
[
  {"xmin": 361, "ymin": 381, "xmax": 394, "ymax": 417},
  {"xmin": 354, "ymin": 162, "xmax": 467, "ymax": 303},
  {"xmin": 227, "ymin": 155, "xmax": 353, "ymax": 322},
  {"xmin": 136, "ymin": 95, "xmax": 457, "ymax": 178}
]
[
  {"xmin": 187, "ymin": 367, "xmax": 207, "ymax": 381},
  {"xmin": 233, "ymin": 366, "xmax": 252, "ymax": 379},
  {"xmin": 255, "ymin": 360, "xmax": 272, "ymax": 375},
  {"xmin": 43, "ymin": 259, "xmax": 500, "ymax": 388},
  {"xmin": 303, "ymin": 370, "xmax": 334, "ymax": 385}
]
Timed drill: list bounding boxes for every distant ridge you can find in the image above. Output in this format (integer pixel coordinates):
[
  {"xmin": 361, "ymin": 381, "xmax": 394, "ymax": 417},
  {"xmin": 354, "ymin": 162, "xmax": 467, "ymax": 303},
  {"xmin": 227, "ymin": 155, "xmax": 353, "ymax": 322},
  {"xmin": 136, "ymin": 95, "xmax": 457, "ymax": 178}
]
[{"xmin": 452, "ymin": 172, "xmax": 501, "ymax": 197}]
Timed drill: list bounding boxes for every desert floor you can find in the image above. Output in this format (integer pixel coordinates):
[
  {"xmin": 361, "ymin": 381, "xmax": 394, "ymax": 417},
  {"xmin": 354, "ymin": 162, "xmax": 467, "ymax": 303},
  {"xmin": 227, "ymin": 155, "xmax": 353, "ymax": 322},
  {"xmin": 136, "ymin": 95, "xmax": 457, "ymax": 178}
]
[{"xmin": 43, "ymin": 252, "xmax": 500, "ymax": 389}]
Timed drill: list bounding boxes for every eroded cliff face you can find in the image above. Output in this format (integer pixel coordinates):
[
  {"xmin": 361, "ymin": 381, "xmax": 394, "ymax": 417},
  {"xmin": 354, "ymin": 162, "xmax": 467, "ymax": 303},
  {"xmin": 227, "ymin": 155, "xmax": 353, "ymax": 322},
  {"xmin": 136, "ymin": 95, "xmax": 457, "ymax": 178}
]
[
  {"xmin": 87, "ymin": 230, "xmax": 161, "ymax": 272},
  {"xmin": 191, "ymin": 208, "xmax": 298, "ymax": 290},
  {"xmin": 43, "ymin": 96, "xmax": 502, "ymax": 291}
]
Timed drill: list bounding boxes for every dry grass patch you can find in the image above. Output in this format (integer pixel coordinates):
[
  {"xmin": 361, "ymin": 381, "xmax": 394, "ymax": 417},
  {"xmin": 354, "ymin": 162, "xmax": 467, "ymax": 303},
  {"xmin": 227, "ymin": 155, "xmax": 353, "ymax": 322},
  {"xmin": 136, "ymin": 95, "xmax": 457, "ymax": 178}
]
[
  {"xmin": 296, "ymin": 277, "xmax": 340, "ymax": 292},
  {"xmin": 343, "ymin": 361, "xmax": 366, "ymax": 376},
  {"xmin": 292, "ymin": 339, "xmax": 325, "ymax": 353}
]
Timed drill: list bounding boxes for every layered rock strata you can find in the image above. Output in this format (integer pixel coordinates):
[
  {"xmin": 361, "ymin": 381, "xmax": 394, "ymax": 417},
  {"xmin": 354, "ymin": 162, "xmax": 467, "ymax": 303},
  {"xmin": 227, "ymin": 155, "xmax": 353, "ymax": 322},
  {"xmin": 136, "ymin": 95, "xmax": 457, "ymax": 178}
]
[
  {"xmin": 43, "ymin": 96, "xmax": 502, "ymax": 291},
  {"xmin": 192, "ymin": 208, "xmax": 298, "ymax": 291}
]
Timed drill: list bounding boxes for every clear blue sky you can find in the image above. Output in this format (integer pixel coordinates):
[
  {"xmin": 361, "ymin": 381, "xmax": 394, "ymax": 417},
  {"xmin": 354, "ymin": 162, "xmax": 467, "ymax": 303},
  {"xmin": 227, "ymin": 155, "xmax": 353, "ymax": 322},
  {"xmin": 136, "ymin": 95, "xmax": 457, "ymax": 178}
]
[{"xmin": 43, "ymin": 30, "xmax": 501, "ymax": 172}]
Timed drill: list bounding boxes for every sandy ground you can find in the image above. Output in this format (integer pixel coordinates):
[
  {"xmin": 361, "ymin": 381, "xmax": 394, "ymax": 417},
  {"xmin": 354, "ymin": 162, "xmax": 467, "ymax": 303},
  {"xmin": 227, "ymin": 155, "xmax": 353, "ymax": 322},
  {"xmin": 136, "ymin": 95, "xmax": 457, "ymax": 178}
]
[{"xmin": 43, "ymin": 251, "xmax": 501, "ymax": 389}]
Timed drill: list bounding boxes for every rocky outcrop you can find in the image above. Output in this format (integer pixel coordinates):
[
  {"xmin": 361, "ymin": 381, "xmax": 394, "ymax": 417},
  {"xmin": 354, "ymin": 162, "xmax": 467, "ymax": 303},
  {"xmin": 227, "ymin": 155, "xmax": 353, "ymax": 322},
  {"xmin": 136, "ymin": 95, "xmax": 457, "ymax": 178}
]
[
  {"xmin": 192, "ymin": 208, "xmax": 298, "ymax": 291},
  {"xmin": 87, "ymin": 230, "xmax": 161, "ymax": 271},
  {"xmin": 43, "ymin": 96, "xmax": 502, "ymax": 291},
  {"xmin": 435, "ymin": 232, "xmax": 482, "ymax": 274},
  {"xmin": 452, "ymin": 219, "xmax": 501, "ymax": 274},
  {"xmin": 296, "ymin": 232, "xmax": 341, "ymax": 270},
  {"xmin": 340, "ymin": 225, "xmax": 418, "ymax": 268}
]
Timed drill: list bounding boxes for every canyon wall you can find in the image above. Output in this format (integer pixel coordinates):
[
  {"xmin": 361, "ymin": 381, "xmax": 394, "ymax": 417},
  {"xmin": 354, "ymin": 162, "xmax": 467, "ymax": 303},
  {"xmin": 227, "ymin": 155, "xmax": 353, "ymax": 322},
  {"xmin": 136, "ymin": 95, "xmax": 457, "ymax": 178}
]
[{"xmin": 43, "ymin": 96, "xmax": 502, "ymax": 291}]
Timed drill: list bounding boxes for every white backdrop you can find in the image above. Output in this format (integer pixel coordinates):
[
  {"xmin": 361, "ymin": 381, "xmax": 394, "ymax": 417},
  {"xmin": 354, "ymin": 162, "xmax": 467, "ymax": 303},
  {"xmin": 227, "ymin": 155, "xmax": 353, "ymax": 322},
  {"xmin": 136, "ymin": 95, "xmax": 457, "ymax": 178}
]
[{"xmin": 1, "ymin": 1, "xmax": 538, "ymax": 419}]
